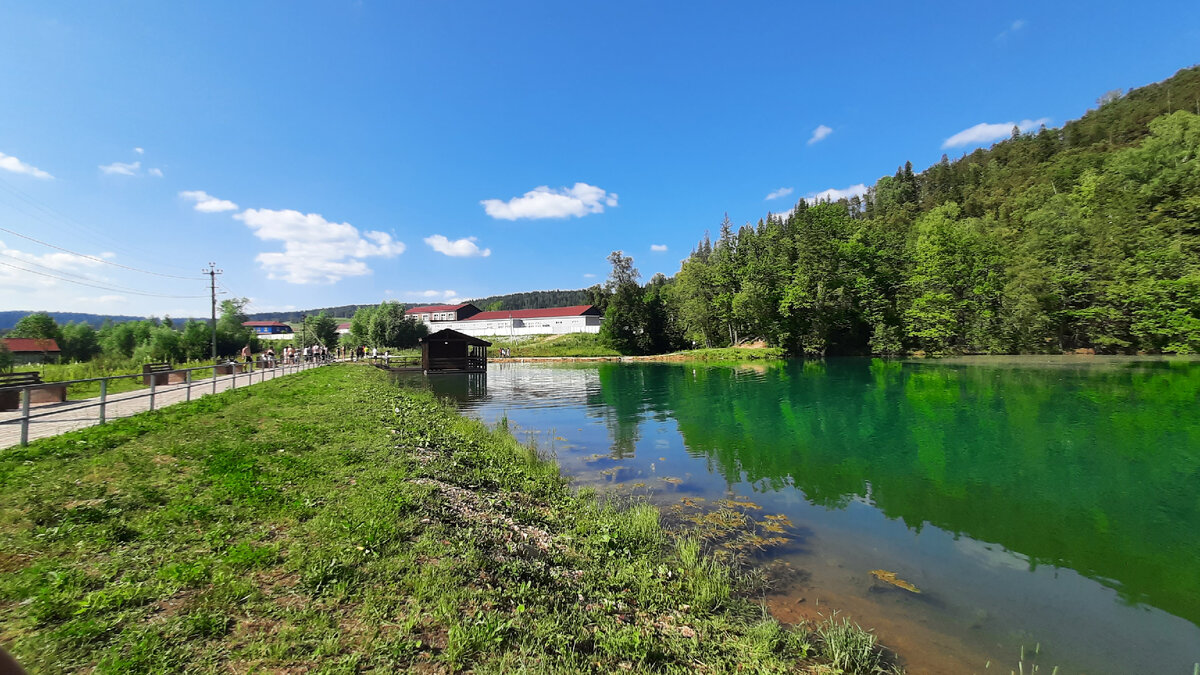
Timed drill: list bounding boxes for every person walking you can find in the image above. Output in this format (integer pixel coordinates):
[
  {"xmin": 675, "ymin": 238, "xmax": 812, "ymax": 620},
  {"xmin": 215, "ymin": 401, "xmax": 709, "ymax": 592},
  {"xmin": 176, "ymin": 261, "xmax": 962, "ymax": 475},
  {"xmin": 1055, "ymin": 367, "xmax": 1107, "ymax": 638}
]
[{"xmin": 241, "ymin": 344, "xmax": 252, "ymax": 370}]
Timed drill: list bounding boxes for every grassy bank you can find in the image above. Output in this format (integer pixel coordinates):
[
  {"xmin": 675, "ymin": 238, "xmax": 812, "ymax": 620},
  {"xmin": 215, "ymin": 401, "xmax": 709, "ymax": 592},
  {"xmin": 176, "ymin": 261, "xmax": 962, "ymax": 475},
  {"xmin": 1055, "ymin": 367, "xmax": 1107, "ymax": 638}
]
[
  {"xmin": 487, "ymin": 333, "xmax": 621, "ymax": 358},
  {"xmin": 637, "ymin": 346, "xmax": 786, "ymax": 362},
  {"xmin": 0, "ymin": 365, "xmax": 898, "ymax": 673}
]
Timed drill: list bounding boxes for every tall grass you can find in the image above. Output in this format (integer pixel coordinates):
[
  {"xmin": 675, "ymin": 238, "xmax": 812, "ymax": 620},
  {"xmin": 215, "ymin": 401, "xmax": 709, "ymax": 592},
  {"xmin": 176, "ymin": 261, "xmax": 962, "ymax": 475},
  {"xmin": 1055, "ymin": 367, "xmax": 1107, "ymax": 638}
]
[{"xmin": 487, "ymin": 333, "xmax": 620, "ymax": 357}]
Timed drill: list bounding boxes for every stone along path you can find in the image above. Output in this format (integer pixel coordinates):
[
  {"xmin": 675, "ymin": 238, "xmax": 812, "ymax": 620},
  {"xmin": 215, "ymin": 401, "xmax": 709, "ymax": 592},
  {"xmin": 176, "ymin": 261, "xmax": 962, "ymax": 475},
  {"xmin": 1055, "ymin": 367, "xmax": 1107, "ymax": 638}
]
[{"xmin": 0, "ymin": 362, "xmax": 327, "ymax": 449}]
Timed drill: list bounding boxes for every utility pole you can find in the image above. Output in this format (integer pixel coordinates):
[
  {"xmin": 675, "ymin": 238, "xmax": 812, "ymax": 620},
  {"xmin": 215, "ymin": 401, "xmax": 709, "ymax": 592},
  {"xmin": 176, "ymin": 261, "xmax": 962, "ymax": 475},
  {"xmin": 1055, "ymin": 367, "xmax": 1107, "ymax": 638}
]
[{"xmin": 203, "ymin": 263, "xmax": 223, "ymax": 361}]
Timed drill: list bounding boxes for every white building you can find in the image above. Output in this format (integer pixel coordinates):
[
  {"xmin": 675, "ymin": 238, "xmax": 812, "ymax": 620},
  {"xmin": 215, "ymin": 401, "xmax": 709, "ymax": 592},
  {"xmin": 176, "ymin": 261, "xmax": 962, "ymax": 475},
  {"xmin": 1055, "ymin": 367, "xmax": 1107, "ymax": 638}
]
[{"xmin": 405, "ymin": 303, "xmax": 603, "ymax": 337}]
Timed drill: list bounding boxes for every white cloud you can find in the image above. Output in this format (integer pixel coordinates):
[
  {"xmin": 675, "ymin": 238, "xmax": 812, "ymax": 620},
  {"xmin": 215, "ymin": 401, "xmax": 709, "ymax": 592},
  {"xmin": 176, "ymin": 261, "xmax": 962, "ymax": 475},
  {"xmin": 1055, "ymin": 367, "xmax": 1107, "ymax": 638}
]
[
  {"xmin": 942, "ymin": 117, "xmax": 1050, "ymax": 148},
  {"xmin": 1, "ymin": 238, "xmax": 106, "ymax": 274},
  {"xmin": 583, "ymin": 273, "xmax": 597, "ymax": 278},
  {"xmin": 234, "ymin": 208, "xmax": 405, "ymax": 284},
  {"xmin": 808, "ymin": 125, "xmax": 834, "ymax": 145},
  {"xmin": 79, "ymin": 294, "xmax": 127, "ymax": 304},
  {"xmin": 650, "ymin": 244, "xmax": 668, "ymax": 252},
  {"xmin": 0, "ymin": 152, "xmax": 53, "ymax": 179},
  {"xmin": 424, "ymin": 234, "xmax": 491, "ymax": 258},
  {"xmin": 482, "ymin": 182, "xmax": 618, "ymax": 220},
  {"xmin": 765, "ymin": 187, "xmax": 794, "ymax": 201},
  {"xmin": 996, "ymin": 19, "xmax": 1026, "ymax": 41},
  {"xmin": 148, "ymin": 168, "xmax": 163, "ymax": 177},
  {"xmin": 179, "ymin": 190, "xmax": 238, "ymax": 213},
  {"xmin": 134, "ymin": 147, "xmax": 145, "ymax": 155},
  {"xmin": 804, "ymin": 183, "xmax": 868, "ymax": 204},
  {"xmin": 99, "ymin": 160, "xmax": 140, "ymax": 176},
  {"xmin": 404, "ymin": 290, "xmax": 460, "ymax": 301}
]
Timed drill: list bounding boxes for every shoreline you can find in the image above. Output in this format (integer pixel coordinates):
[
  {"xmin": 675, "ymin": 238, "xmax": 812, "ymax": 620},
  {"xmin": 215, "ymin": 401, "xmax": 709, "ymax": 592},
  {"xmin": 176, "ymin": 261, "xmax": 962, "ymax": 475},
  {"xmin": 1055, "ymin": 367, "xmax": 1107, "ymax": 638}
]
[{"xmin": 0, "ymin": 364, "xmax": 902, "ymax": 673}]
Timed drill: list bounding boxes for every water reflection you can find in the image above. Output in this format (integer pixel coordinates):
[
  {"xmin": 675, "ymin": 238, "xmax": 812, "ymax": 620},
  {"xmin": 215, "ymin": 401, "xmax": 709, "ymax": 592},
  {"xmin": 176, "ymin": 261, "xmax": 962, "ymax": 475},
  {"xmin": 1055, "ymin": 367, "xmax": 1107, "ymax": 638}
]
[{"xmin": 421, "ymin": 358, "xmax": 1200, "ymax": 674}]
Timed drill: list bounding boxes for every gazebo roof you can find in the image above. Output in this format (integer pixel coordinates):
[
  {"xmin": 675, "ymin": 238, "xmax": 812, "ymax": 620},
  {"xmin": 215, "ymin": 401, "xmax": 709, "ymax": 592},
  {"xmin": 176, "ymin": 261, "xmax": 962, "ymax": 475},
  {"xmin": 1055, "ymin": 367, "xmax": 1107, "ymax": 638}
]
[{"xmin": 419, "ymin": 328, "xmax": 492, "ymax": 347}]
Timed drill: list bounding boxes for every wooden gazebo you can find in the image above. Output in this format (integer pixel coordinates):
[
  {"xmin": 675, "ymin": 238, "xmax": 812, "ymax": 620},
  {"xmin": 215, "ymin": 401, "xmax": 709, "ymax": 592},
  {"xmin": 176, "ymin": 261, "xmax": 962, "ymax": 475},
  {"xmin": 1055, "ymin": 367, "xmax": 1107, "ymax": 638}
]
[{"xmin": 419, "ymin": 329, "xmax": 491, "ymax": 373}]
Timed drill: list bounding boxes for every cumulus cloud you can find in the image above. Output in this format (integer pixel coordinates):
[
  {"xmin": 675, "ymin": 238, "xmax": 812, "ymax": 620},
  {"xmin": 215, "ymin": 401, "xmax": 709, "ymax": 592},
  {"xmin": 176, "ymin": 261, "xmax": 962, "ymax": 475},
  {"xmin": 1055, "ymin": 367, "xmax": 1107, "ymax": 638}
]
[
  {"xmin": 650, "ymin": 244, "xmax": 668, "ymax": 252},
  {"xmin": 942, "ymin": 117, "xmax": 1050, "ymax": 148},
  {"xmin": 424, "ymin": 234, "xmax": 491, "ymax": 258},
  {"xmin": 134, "ymin": 147, "xmax": 145, "ymax": 155},
  {"xmin": 482, "ymin": 182, "xmax": 618, "ymax": 220},
  {"xmin": 180, "ymin": 190, "xmax": 238, "ymax": 213},
  {"xmin": 765, "ymin": 187, "xmax": 794, "ymax": 201},
  {"xmin": 804, "ymin": 183, "xmax": 869, "ymax": 204},
  {"xmin": 234, "ymin": 208, "xmax": 405, "ymax": 284},
  {"xmin": 808, "ymin": 124, "xmax": 834, "ymax": 145},
  {"xmin": 0, "ymin": 151, "xmax": 53, "ymax": 179},
  {"xmin": 99, "ymin": 160, "xmax": 141, "ymax": 176},
  {"xmin": 148, "ymin": 168, "xmax": 163, "ymax": 177}
]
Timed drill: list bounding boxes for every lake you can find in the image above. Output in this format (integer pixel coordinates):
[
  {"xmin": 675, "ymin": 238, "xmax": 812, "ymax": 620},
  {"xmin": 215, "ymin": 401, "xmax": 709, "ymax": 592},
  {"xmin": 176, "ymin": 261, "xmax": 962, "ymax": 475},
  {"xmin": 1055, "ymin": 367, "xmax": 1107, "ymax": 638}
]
[{"xmin": 409, "ymin": 356, "xmax": 1200, "ymax": 674}]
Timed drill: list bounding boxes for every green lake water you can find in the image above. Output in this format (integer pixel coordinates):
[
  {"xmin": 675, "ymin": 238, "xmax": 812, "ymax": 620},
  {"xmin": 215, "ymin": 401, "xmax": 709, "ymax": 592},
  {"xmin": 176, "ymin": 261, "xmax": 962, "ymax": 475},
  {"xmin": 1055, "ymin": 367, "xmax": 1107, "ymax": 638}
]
[{"xmin": 413, "ymin": 356, "xmax": 1200, "ymax": 674}]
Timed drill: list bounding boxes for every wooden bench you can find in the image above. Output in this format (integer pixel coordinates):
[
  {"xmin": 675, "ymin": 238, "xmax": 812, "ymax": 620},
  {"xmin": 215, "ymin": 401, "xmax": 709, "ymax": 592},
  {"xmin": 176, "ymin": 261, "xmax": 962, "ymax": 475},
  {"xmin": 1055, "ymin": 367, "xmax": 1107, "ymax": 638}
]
[
  {"xmin": 142, "ymin": 362, "xmax": 174, "ymax": 386},
  {"xmin": 0, "ymin": 372, "xmax": 68, "ymax": 411},
  {"xmin": 213, "ymin": 362, "xmax": 248, "ymax": 375}
]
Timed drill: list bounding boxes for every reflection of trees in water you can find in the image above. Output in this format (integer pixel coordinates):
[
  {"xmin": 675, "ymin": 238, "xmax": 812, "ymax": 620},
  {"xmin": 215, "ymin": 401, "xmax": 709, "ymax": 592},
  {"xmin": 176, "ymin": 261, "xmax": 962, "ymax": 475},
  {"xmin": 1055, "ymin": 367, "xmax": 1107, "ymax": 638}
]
[{"xmin": 591, "ymin": 358, "xmax": 1200, "ymax": 627}]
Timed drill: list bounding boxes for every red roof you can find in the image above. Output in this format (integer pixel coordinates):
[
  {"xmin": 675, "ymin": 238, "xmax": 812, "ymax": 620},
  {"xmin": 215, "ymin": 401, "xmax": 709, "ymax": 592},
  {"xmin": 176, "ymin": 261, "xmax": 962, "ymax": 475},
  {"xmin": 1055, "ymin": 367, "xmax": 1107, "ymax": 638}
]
[
  {"xmin": 337, "ymin": 322, "xmax": 351, "ymax": 330},
  {"xmin": 242, "ymin": 321, "xmax": 290, "ymax": 327},
  {"xmin": 405, "ymin": 303, "xmax": 471, "ymax": 315},
  {"xmin": 2, "ymin": 338, "xmax": 61, "ymax": 353},
  {"xmin": 466, "ymin": 305, "xmax": 599, "ymax": 321}
]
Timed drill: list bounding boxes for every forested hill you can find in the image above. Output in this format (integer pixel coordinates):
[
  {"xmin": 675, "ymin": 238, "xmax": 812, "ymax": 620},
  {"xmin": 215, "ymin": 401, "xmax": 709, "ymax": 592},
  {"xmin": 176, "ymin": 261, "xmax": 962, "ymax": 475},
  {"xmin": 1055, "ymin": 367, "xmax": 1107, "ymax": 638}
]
[
  {"xmin": 243, "ymin": 289, "xmax": 590, "ymax": 322},
  {"xmin": 646, "ymin": 65, "xmax": 1200, "ymax": 356},
  {"xmin": 0, "ymin": 311, "xmax": 148, "ymax": 332},
  {"xmin": 458, "ymin": 289, "xmax": 589, "ymax": 311}
]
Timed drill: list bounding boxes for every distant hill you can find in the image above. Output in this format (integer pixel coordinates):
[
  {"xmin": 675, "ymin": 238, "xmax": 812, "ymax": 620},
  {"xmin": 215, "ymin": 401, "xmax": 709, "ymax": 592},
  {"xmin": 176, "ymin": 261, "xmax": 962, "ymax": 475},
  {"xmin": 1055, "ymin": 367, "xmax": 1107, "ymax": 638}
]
[
  {"xmin": 0, "ymin": 310, "xmax": 152, "ymax": 332},
  {"xmin": 245, "ymin": 289, "xmax": 593, "ymax": 322},
  {"xmin": 2, "ymin": 290, "xmax": 597, "ymax": 331}
]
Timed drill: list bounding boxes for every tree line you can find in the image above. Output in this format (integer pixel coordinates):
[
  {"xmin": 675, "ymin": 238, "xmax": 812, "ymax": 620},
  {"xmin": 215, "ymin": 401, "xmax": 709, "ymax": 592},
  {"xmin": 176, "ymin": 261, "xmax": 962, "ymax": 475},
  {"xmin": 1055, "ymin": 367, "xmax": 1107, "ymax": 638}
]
[{"xmin": 597, "ymin": 66, "xmax": 1200, "ymax": 356}]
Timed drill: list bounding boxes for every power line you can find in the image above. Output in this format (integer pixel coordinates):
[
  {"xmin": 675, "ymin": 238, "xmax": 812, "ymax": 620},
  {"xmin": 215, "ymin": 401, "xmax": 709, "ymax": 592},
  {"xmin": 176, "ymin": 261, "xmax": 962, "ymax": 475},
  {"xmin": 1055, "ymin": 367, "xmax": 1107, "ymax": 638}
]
[
  {"xmin": 0, "ymin": 259, "xmax": 206, "ymax": 298},
  {"xmin": 0, "ymin": 225, "xmax": 201, "ymax": 280},
  {"xmin": 0, "ymin": 250, "xmax": 198, "ymax": 296},
  {"xmin": 0, "ymin": 176, "xmax": 199, "ymax": 275}
]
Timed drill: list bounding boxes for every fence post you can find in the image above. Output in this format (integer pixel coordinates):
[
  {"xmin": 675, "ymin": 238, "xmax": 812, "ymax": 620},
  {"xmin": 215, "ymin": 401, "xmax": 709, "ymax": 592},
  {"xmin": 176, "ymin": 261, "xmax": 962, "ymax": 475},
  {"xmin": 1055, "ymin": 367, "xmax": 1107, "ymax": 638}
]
[
  {"xmin": 186, "ymin": 370, "xmax": 191, "ymax": 402},
  {"xmin": 99, "ymin": 379, "xmax": 107, "ymax": 424},
  {"xmin": 212, "ymin": 366, "xmax": 217, "ymax": 395},
  {"xmin": 232, "ymin": 367, "xmax": 237, "ymax": 390},
  {"xmin": 19, "ymin": 385, "xmax": 30, "ymax": 447},
  {"xmin": 150, "ymin": 375, "xmax": 157, "ymax": 411}
]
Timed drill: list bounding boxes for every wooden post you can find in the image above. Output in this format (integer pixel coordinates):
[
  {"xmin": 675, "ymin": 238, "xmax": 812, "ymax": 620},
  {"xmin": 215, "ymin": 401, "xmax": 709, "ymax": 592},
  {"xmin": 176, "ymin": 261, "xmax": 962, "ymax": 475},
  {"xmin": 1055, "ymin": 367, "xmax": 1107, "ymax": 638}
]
[{"xmin": 19, "ymin": 386, "xmax": 30, "ymax": 447}]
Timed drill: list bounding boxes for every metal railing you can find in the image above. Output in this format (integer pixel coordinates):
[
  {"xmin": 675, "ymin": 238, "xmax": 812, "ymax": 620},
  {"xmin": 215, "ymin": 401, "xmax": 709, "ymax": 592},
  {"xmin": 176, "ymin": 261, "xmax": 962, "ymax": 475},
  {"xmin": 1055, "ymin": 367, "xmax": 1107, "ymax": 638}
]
[{"xmin": 0, "ymin": 357, "xmax": 335, "ymax": 448}]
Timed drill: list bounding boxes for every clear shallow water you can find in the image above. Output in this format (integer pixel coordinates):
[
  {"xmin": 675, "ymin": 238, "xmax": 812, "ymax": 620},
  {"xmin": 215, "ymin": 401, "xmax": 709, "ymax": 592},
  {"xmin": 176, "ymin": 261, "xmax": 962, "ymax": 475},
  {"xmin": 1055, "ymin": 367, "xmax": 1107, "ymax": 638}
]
[{"xmin": 407, "ymin": 357, "xmax": 1200, "ymax": 674}]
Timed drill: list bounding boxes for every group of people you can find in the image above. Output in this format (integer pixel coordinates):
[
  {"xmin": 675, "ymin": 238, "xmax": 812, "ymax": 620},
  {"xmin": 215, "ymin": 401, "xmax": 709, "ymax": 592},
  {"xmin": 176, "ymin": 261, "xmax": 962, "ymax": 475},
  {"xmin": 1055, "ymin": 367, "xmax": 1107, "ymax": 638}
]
[
  {"xmin": 346, "ymin": 345, "xmax": 381, "ymax": 362},
  {"xmin": 240, "ymin": 343, "xmax": 333, "ymax": 368}
]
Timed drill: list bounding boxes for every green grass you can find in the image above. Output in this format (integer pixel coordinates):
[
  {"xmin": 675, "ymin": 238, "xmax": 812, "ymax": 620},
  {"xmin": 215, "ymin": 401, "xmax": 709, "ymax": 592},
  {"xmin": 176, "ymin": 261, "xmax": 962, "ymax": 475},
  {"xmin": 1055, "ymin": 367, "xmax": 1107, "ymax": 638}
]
[
  {"xmin": 653, "ymin": 346, "xmax": 787, "ymax": 362},
  {"xmin": 487, "ymin": 333, "xmax": 621, "ymax": 358},
  {"xmin": 0, "ymin": 364, "xmax": 898, "ymax": 673},
  {"xmin": 14, "ymin": 359, "xmax": 225, "ymax": 398}
]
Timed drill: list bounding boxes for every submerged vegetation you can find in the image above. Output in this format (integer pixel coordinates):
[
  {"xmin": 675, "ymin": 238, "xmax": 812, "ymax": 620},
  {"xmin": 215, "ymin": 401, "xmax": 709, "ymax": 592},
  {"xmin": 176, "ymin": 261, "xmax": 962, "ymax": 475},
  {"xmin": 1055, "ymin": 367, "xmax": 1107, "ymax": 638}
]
[{"xmin": 0, "ymin": 365, "xmax": 901, "ymax": 673}]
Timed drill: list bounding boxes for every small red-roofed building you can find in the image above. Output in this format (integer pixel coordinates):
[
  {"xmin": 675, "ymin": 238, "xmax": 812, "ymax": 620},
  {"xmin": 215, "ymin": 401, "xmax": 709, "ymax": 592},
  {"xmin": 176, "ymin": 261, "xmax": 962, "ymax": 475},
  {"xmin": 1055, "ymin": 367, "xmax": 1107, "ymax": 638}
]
[{"xmin": 1, "ymin": 338, "xmax": 62, "ymax": 365}]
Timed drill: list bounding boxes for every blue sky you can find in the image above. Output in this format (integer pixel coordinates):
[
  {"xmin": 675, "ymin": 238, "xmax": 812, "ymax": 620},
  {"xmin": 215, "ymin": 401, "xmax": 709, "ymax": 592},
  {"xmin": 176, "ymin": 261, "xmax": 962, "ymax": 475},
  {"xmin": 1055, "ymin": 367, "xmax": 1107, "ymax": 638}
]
[{"xmin": 1, "ymin": 1, "xmax": 1197, "ymax": 317}]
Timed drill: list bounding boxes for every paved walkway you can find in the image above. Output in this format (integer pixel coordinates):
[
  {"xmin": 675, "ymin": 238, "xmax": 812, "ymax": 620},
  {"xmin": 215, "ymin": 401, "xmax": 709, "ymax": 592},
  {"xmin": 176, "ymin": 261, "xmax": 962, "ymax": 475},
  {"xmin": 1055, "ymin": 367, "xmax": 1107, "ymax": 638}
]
[{"xmin": 0, "ymin": 362, "xmax": 329, "ymax": 449}]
